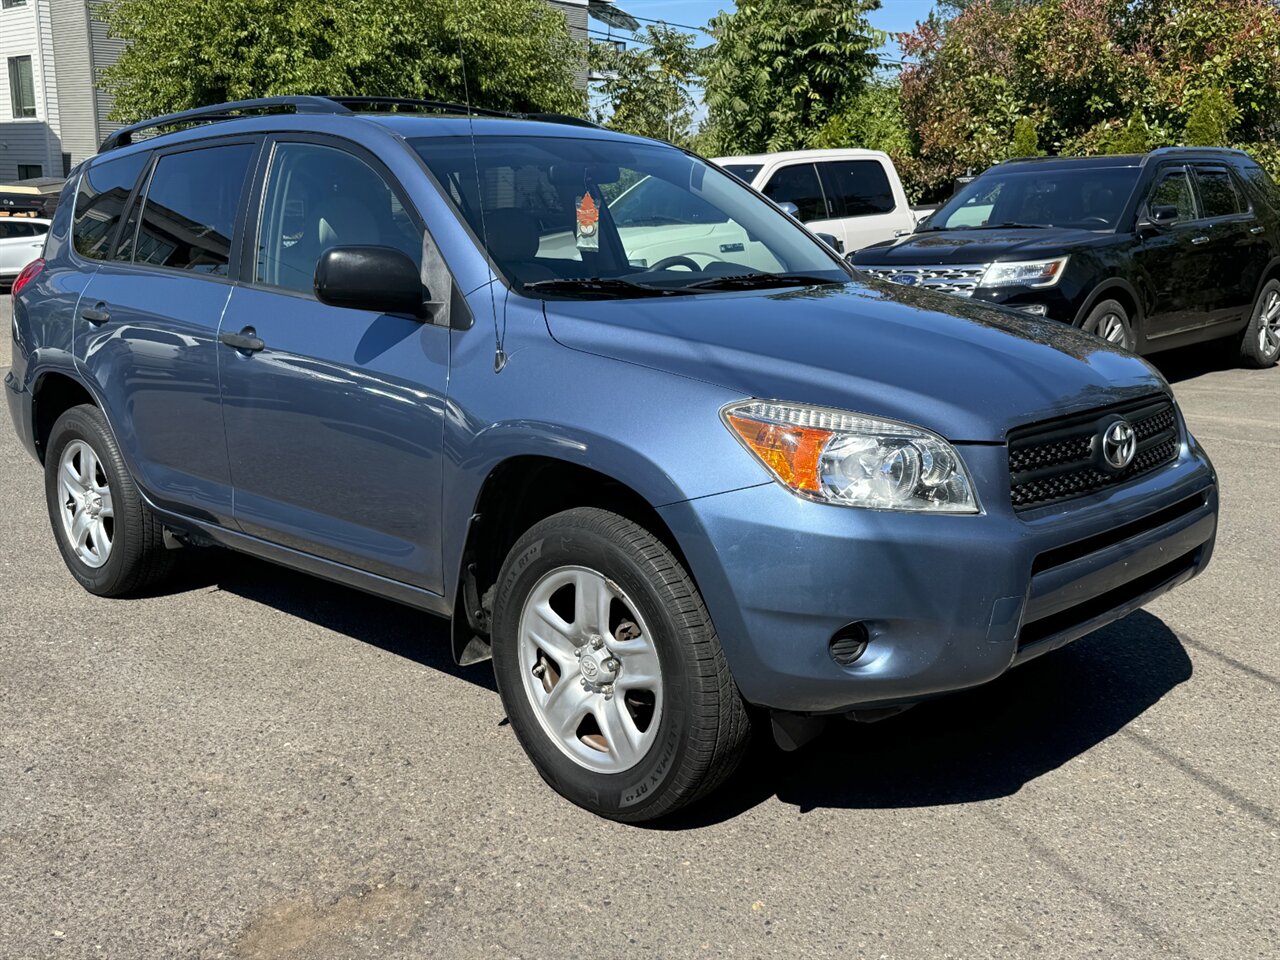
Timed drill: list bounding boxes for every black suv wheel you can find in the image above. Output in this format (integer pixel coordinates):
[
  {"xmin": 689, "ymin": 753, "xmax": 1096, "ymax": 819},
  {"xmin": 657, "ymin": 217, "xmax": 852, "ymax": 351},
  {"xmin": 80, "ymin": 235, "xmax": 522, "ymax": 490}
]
[
  {"xmin": 1240, "ymin": 279, "xmax": 1280, "ymax": 368},
  {"xmin": 1080, "ymin": 298, "xmax": 1135, "ymax": 351}
]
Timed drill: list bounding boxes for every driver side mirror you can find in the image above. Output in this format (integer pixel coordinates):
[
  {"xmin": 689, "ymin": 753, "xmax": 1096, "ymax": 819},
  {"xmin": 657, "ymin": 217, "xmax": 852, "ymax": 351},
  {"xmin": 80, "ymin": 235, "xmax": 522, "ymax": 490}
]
[
  {"xmin": 777, "ymin": 201, "xmax": 801, "ymax": 219},
  {"xmin": 315, "ymin": 245, "xmax": 428, "ymax": 317},
  {"xmin": 1138, "ymin": 204, "xmax": 1181, "ymax": 233},
  {"xmin": 814, "ymin": 232, "xmax": 844, "ymax": 254}
]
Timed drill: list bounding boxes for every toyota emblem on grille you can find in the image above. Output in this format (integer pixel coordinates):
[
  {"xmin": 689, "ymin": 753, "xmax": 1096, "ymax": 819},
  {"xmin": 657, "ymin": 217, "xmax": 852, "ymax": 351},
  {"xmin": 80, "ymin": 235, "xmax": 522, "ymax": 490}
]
[{"xmin": 1101, "ymin": 419, "xmax": 1137, "ymax": 470}]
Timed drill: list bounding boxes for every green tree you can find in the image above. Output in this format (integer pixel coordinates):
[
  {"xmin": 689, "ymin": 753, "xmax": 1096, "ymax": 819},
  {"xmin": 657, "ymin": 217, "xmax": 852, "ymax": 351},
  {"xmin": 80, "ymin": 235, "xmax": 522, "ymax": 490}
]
[
  {"xmin": 100, "ymin": 0, "xmax": 585, "ymax": 122},
  {"xmin": 590, "ymin": 25, "xmax": 704, "ymax": 146},
  {"xmin": 1183, "ymin": 87, "xmax": 1239, "ymax": 146},
  {"xmin": 898, "ymin": 0, "xmax": 1280, "ymax": 196},
  {"xmin": 1010, "ymin": 116, "xmax": 1041, "ymax": 157},
  {"xmin": 812, "ymin": 78, "xmax": 912, "ymax": 157},
  {"xmin": 701, "ymin": 0, "xmax": 885, "ymax": 155}
]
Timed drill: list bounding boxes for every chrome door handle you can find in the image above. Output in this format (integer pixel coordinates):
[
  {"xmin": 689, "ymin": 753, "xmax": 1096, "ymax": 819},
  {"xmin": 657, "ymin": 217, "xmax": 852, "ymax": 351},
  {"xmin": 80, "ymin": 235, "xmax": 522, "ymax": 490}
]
[
  {"xmin": 1250, "ymin": 225, "xmax": 1266, "ymax": 235},
  {"xmin": 1191, "ymin": 235, "xmax": 1210, "ymax": 245},
  {"xmin": 81, "ymin": 304, "xmax": 111, "ymax": 325}
]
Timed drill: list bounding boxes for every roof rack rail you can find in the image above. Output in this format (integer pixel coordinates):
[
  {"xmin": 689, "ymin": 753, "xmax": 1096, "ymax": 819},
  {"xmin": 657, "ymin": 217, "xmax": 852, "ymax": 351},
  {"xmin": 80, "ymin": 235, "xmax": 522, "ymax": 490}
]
[
  {"xmin": 324, "ymin": 96, "xmax": 508, "ymax": 118},
  {"xmin": 97, "ymin": 94, "xmax": 603, "ymax": 154},
  {"xmin": 327, "ymin": 96, "xmax": 601, "ymax": 128},
  {"xmin": 98, "ymin": 96, "xmax": 352, "ymax": 153}
]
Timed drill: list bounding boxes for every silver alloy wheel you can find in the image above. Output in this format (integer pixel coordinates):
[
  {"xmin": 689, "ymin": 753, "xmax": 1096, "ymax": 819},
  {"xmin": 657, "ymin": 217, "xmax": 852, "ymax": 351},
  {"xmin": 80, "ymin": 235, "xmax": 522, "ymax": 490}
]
[
  {"xmin": 517, "ymin": 565, "xmax": 663, "ymax": 773},
  {"xmin": 1097, "ymin": 312, "xmax": 1128, "ymax": 345},
  {"xmin": 1259, "ymin": 290, "xmax": 1280, "ymax": 357},
  {"xmin": 57, "ymin": 439, "xmax": 114, "ymax": 569}
]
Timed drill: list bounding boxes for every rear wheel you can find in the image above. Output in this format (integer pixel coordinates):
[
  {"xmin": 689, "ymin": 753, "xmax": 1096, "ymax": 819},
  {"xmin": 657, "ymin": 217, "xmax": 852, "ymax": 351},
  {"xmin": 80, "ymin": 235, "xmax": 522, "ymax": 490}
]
[
  {"xmin": 1239, "ymin": 278, "xmax": 1280, "ymax": 368},
  {"xmin": 44, "ymin": 404, "xmax": 175, "ymax": 597},
  {"xmin": 490, "ymin": 507, "xmax": 750, "ymax": 821},
  {"xmin": 1080, "ymin": 298, "xmax": 1135, "ymax": 351}
]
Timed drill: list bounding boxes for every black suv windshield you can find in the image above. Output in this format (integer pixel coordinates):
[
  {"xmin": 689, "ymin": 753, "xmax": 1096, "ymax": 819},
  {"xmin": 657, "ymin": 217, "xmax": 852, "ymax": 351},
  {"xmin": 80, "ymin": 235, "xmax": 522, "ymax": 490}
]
[
  {"xmin": 928, "ymin": 164, "xmax": 1142, "ymax": 231},
  {"xmin": 410, "ymin": 136, "xmax": 850, "ymax": 296}
]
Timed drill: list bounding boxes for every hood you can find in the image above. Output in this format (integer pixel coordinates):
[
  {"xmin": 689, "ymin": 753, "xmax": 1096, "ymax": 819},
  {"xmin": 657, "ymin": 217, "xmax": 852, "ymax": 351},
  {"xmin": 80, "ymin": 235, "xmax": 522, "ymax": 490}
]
[
  {"xmin": 542, "ymin": 281, "xmax": 1166, "ymax": 443},
  {"xmin": 853, "ymin": 227, "xmax": 1101, "ymax": 266}
]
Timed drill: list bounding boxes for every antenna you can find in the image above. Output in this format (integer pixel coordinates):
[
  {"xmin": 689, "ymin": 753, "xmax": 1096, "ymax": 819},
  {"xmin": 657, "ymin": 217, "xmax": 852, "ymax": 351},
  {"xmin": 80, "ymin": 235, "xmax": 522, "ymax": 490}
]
[{"xmin": 457, "ymin": 37, "xmax": 507, "ymax": 373}]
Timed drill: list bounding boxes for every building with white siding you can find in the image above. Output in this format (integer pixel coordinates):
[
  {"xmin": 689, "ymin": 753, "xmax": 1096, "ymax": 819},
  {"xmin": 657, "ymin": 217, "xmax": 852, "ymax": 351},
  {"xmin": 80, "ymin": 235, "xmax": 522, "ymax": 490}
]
[{"xmin": 0, "ymin": 0, "xmax": 120, "ymax": 181}]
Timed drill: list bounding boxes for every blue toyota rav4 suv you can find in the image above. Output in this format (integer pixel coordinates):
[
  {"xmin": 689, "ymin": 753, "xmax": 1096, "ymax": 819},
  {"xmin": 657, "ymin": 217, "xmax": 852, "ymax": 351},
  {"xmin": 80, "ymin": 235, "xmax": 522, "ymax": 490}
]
[{"xmin": 6, "ymin": 97, "xmax": 1218, "ymax": 821}]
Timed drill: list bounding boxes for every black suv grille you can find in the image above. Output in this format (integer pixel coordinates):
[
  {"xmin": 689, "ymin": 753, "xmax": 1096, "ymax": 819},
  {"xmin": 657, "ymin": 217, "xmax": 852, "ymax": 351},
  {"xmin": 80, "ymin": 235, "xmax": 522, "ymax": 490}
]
[{"xmin": 1008, "ymin": 396, "xmax": 1179, "ymax": 511}]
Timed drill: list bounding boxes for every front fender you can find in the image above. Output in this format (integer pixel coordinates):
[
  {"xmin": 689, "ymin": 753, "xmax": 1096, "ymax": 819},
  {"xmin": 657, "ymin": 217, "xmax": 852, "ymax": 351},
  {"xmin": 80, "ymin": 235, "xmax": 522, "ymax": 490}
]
[{"xmin": 440, "ymin": 297, "xmax": 769, "ymax": 605}]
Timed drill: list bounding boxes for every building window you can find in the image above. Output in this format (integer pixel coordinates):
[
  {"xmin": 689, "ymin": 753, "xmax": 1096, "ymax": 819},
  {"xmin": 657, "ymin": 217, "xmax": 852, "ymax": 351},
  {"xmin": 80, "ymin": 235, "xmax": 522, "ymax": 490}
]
[
  {"xmin": 8, "ymin": 55, "xmax": 36, "ymax": 118},
  {"xmin": 2, "ymin": 1, "xmax": 31, "ymax": 9},
  {"xmin": 17, "ymin": 164, "xmax": 41, "ymax": 180}
]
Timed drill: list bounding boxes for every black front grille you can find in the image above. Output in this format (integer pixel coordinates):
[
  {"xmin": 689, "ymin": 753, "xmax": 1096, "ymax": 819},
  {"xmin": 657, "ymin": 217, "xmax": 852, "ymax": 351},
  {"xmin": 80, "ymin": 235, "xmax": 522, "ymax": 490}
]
[{"xmin": 1008, "ymin": 395, "xmax": 1180, "ymax": 511}]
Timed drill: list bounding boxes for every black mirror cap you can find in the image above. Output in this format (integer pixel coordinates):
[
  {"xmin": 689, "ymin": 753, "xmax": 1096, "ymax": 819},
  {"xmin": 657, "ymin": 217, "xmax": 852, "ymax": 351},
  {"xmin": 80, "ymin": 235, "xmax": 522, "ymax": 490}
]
[
  {"xmin": 1149, "ymin": 204, "xmax": 1181, "ymax": 225},
  {"xmin": 814, "ymin": 231, "xmax": 845, "ymax": 253},
  {"xmin": 314, "ymin": 245, "xmax": 427, "ymax": 316}
]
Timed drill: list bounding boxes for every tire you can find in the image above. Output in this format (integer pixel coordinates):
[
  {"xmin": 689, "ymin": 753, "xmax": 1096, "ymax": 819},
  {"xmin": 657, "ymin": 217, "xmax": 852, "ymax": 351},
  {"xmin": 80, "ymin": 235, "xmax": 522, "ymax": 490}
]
[
  {"xmin": 1080, "ymin": 298, "xmax": 1136, "ymax": 351},
  {"xmin": 1239, "ymin": 278, "xmax": 1280, "ymax": 368},
  {"xmin": 44, "ymin": 404, "xmax": 175, "ymax": 597},
  {"xmin": 490, "ymin": 507, "xmax": 751, "ymax": 822}
]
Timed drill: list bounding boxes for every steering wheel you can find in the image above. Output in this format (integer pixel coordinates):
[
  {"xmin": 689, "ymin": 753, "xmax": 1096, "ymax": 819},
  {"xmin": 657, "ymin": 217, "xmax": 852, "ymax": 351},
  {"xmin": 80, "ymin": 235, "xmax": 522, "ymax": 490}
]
[
  {"xmin": 647, "ymin": 255, "xmax": 702, "ymax": 272},
  {"xmin": 1079, "ymin": 217, "xmax": 1110, "ymax": 226}
]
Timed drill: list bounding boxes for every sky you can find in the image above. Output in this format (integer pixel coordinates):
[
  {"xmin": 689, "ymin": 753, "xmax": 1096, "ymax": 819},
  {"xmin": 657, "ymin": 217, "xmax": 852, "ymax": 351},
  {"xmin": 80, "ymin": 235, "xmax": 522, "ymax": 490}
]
[{"xmin": 599, "ymin": 0, "xmax": 941, "ymax": 61}]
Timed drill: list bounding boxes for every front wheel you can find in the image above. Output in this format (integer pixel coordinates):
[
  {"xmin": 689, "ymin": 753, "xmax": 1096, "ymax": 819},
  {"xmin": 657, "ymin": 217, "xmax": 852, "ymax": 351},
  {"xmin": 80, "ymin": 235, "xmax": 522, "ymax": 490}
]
[
  {"xmin": 1080, "ymin": 298, "xmax": 1136, "ymax": 352},
  {"xmin": 1239, "ymin": 278, "xmax": 1280, "ymax": 368},
  {"xmin": 490, "ymin": 507, "xmax": 751, "ymax": 821}
]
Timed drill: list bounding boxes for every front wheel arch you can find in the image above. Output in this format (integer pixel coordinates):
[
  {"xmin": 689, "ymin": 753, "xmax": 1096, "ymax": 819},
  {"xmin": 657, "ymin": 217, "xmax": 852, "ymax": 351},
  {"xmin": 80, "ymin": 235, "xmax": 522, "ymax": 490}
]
[
  {"xmin": 1073, "ymin": 281, "xmax": 1143, "ymax": 347},
  {"xmin": 450, "ymin": 455, "xmax": 695, "ymax": 666}
]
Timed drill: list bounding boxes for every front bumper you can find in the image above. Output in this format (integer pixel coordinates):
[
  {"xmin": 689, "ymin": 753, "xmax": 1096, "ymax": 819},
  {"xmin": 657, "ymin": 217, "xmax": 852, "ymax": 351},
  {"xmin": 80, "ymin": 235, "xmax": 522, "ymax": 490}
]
[{"xmin": 658, "ymin": 433, "xmax": 1217, "ymax": 714}]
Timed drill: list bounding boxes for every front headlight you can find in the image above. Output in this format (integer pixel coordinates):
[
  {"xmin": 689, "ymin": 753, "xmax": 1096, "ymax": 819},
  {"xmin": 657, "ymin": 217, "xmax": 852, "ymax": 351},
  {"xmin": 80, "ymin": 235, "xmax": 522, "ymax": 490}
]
[
  {"xmin": 722, "ymin": 401, "xmax": 980, "ymax": 513},
  {"xmin": 979, "ymin": 256, "xmax": 1069, "ymax": 288}
]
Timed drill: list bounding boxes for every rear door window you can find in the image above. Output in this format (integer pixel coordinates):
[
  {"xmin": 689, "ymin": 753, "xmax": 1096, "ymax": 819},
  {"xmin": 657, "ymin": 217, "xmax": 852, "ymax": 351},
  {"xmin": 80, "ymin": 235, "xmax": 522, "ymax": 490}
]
[
  {"xmin": 1194, "ymin": 166, "xmax": 1247, "ymax": 219},
  {"xmin": 762, "ymin": 163, "xmax": 826, "ymax": 222},
  {"xmin": 130, "ymin": 142, "xmax": 256, "ymax": 275},
  {"xmin": 817, "ymin": 160, "xmax": 895, "ymax": 217},
  {"xmin": 0, "ymin": 221, "xmax": 32, "ymax": 238},
  {"xmin": 72, "ymin": 152, "xmax": 149, "ymax": 260}
]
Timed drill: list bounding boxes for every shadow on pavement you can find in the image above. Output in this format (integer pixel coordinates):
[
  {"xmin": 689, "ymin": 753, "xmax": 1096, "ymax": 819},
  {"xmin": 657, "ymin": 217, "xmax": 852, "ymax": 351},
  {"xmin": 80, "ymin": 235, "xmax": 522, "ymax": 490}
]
[
  {"xmin": 662, "ymin": 610, "xmax": 1191, "ymax": 827},
  {"xmin": 155, "ymin": 552, "xmax": 1192, "ymax": 825},
  {"xmin": 161, "ymin": 547, "xmax": 495, "ymax": 693},
  {"xmin": 1149, "ymin": 338, "xmax": 1239, "ymax": 383}
]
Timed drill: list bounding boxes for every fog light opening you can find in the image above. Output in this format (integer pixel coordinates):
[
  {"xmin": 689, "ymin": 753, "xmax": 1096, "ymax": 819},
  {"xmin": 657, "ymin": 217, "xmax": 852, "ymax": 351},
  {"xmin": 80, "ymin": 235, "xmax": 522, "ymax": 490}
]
[{"xmin": 829, "ymin": 622, "xmax": 870, "ymax": 666}]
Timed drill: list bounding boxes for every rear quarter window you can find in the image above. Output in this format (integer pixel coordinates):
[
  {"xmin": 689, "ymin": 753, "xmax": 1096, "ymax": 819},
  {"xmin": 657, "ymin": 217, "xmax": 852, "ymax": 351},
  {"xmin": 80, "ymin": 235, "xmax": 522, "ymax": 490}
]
[{"xmin": 72, "ymin": 152, "xmax": 149, "ymax": 260}]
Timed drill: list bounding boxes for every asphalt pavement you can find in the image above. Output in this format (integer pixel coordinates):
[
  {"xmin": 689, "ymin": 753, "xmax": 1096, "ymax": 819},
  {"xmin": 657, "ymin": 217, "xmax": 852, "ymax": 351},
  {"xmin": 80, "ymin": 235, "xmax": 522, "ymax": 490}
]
[{"xmin": 1, "ymin": 296, "xmax": 1276, "ymax": 959}]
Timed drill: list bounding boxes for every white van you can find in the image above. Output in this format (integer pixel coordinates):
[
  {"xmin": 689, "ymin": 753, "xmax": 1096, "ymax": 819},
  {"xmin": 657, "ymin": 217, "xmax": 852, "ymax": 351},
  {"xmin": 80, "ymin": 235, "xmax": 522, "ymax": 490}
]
[{"xmin": 712, "ymin": 149, "xmax": 915, "ymax": 253}]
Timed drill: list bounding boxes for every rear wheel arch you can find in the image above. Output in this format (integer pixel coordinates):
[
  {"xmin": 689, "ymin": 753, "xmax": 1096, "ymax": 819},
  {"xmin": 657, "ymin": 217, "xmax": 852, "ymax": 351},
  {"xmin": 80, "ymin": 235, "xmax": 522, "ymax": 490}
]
[
  {"xmin": 31, "ymin": 371, "xmax": 96, "ymax": 464},
  {"xmin": 450, "ymin": 455, "xmax": 693, "ymax": 666}
]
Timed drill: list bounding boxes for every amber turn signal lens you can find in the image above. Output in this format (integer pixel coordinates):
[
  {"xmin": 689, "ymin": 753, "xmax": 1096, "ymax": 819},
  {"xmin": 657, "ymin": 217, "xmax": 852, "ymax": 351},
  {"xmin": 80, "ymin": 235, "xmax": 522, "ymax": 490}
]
[{"xmin": 725, "ymin": 413, "xmax": 831, "ymax": 493}]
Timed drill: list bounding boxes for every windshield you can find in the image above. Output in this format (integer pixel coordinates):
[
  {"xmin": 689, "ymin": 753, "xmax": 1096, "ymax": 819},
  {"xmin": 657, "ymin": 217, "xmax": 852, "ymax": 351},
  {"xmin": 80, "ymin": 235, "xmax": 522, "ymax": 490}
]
[
  {"xmin": 410, "ymin": 136, "xmax": 849, "ymax": 296},
  {"xmin": 927, "ymin": 165, "xmax": 1142, "ymax": 231}
]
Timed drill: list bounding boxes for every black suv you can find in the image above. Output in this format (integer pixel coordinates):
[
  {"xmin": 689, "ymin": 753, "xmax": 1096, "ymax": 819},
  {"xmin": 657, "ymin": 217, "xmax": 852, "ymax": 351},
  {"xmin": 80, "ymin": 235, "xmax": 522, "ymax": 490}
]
[{"xmin": 852, "ymin": 148, "xmax": 1280, "ymax": 367}]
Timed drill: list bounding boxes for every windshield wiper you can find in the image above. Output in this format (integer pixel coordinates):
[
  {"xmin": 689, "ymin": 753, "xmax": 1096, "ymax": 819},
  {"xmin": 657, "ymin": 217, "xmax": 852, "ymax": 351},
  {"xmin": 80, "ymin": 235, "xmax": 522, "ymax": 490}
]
[
  {"xmin": 682, "ymin": 272, "xmax": 841, "ymax": 291},
  {"xmin": 522, "ymin": 277, "xmax": 691, "ymax": 298}
]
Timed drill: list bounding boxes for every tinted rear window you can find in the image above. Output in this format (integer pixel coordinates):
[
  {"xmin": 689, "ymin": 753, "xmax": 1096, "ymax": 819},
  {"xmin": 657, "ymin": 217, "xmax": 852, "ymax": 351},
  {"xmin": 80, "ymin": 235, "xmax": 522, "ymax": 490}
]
[
  {"xmin": 72, "ymin": 152, "xmax": 148, "ymax": 260},
  {"xmin": 720, "ymin": 163, "xmax": 762, "ymax": 184},
  {"xmin": 818, "ymin": 159, "xmax": 895, "ymax": 217},
  {"xmin": 131, "ymin": 143, "xmax": 255, "ymax": 275},
  {"xmin": 1195, "ymin": 167, "xmax": 1246, "ymax": 218}
]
